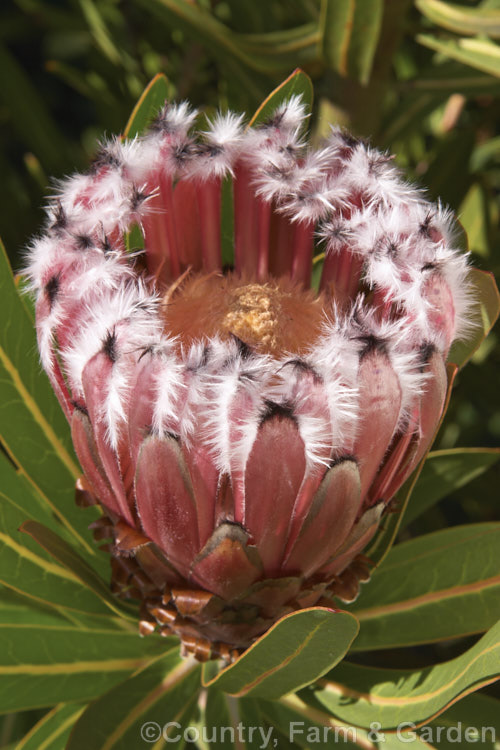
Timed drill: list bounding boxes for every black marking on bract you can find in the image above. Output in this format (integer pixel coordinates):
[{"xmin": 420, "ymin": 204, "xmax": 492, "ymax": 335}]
[
  {"xmin": 138, "ymin": 344, "xmax": 156, "ymax": 362},
  {"xmin": 358, "ymin": 334, "xmax": 388, "ymax": 358},
  {"xmin": 260, "ymin": 400, "xmax": 296, "ymax": 424},
  {"xmin": 49, "ymin": 202, "xmax": 68, "ymax": 234},
  {"xmin": 419, "ymin": 213, "xmax": 436, "ymax": 239},
  {"xmin": 419, "ymin": 341, "xmax": 436, "ymax": 367},
  {"xmin": 187, "ymin": 345, "xmax": 210, "ymax": 372},
  {"xmin": 197, "ymin": 142, "xmax": 224, "ymax": 159},
  {"xmin": 341, "ymin": 131, "xmax": 363, "ymax": 149},
  {"xmin": 328, "ymin": 454, "xmax": 358, "ymax": 469},
  {"xmin": 103, "ymin": 330, "xmax": 118, "ymax": 363},
  {"xmin": 150, "ymin": 106, "xmax": 176, "ymax": 134},
  {"xmin": 100, "ymin": 234, "xmax": 113, "ymax": 254},
  {"xmin": 231, "ymin": 335, "xmax": 252, "ymax": 360},
  {"xmin": 90, "ymin": 145, "xmax": 122, "ymax": 173},
  {"xmin": 282, "ymin": 358, "xmax": 322, "ymax": 383},
  {"xmin": 130, "ymin": 186, "xmax": 150, "ymax": 212},
  {"xmin": 386, "ymin": 241, "xmax": 399, "ymax": 258},
  {"xmin": 173, "ymin": 142, "xmax": 195, "ymax": 164},
  {"xmin": 71, "ymin": 400, "xmax": 89, "ymax": 417},
  {"xmin": 44, "ymin": 274, "xmax": 60, "ymax": 307},
  {"xmin": 74, "ymin": 234, "xmax": 93, "ymax": 251},
  {"xmin": 260, "ymin": 110, "xmax": 285, "ymax": 129},
  {"xmin": 421, "ymin": 262, "xmax": 436, "ymax": 272}
]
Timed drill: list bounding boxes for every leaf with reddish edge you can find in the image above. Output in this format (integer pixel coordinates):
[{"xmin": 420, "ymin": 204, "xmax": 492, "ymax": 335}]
[
  {"xmin": 299, "ymin": 620, "xmax": 500, "ymax": 731},
  {"xmin": 364, "ymin": 363, "xmax": 457, "ymax": 567},
  {"xmin": 123, "ymin": 73, "xmax": 171, "ymax": 139},
  {"xmin": 448, "ymin": 268, "xmax": 500, "ymax": 368},
  {"xmin": 20, "ymin": 520, "xmax": 136, "ymax": 620},
  {"xmin": 202, "ymin": 607, "xmax": 359, "ymax": 700},
  {"xmin": 248, "ymin": 68, "xmax": 313, "ymax": 128}
]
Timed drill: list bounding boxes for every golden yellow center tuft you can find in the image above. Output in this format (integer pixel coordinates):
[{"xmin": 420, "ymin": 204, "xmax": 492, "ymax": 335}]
[{"xmin": 162, "ymin": 273, "xmax": 326, "ymax": 357}]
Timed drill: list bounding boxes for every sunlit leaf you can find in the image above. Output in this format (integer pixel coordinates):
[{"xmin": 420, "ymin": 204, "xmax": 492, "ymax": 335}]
[
  {"xmin": 203, "ymin": 608, "xmax": 359, "ymax": 700},
  {"xmin": 351, "ymin": 523, "xmax": 500, "ymax": 650},
  {"xmin": 248, "ymin": 68, "xmax": 313, "ymax": 127},
  {"xmin": 124, "ymin": 73, "xmax": 171, "ymax": 138},
  {"xmin": 301, "ymin": 620, "xmax": 500, "ymax": 729},
  {"xmin": 15, "ymin": 704, "xmax": 86, "ymax": 750},
  {"xmin": 417, "ymin": 34, "xmax": 500, "ymax": 78},
  {"xmin": 416, "ymin": 0, "xmax": 500, "ymax": 39},
  {"xmin": 66, "ymin": 650, "xmax": 200, "ymax": 750}
]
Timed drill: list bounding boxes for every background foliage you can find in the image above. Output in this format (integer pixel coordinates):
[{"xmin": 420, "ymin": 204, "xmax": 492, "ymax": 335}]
[{"xmin": 0, "ymin": 0, "xmax": 500, "ymax": 747}]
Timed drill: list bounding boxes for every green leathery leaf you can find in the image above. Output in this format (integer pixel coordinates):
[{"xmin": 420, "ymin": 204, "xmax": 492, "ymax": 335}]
[
  {"xmin": 15, "ymin": 704, "xmax": 86, "ymax": 750},
  {"xmin": 402, "ymin": 448, "xmax": 500, "ymax": 527},
  {"xmin": 301, "ymin": 620, "xmax": 500, "ymax": 730},
  {"xmin": 66, "ymin": 650, "xmax": 201, "ymax": 750},
  {"xmin": 448, "ymin": 268, "xmax": 500, "ymax": 367},
  {"xmin": 124, "ymin": 73, "xmax": 171, "ymax": 139},
  {"xmin": 203, "ymin": 691, "xmax": 268, "ymax": 749},
  {"xmin": 260, "ymin": 696, "xmax": 364, "ymax": 748},
  {"xmin": 220, "ymin": 175, "xmax": 235, "ymax": 269},
  {"xmin": 416, "ymin": 0, "xmax": 500, "ymax": 39},
  {"xmin": 248, "ymin": 69, "xmax": 313, "ymax": 128},
  {"xmin": 417, "ymin": 34, "xmax": 500, "ymax": 78},
  {"xmin": 19, "ymin": 520, "xmax": 136, "ymax": 620},
  {"xmin": 0, "ymin": 240, "xmax": 103, "ymax": 567},
  {"xmin": 421, "ymin": 692, "xmax": 500, "ymax": 749},
  {"xmin": 0, "ymin": 618, "xmax": 171, "ymax": 713},
  {"xmin": 124, "ymin": 223, "xmax": 145, "ymax": 254},
  {"xmin": 320, "ymin": 0, "xmax": 384, "ymax": 84},
  {"xmin": 350, "ymin": 523, "xmax": 500, "ymax": 650},
  {"xmin": 364, "ymin": 364, "xmax": 457, "ymax": 566},
  {"xmin": 203, "ymin": 608, "xmax": 359, "ymax": 700},
  {"xmin": 0, "ymin": 473, "xmax": 117, "ymax": 617}
]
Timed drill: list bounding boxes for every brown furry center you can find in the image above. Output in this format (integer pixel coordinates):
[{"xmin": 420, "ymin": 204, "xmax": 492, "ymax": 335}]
[{"xmin": 161, "ymin": 272, "xmax": 326, "ymax": 356}]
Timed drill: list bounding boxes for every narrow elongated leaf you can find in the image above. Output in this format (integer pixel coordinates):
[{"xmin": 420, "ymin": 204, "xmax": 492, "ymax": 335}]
[
  {"xmin": 416, "ymin": 0, "xmax": 500, "ymax": 39},
  {"xmin": 402, "ymin": 448, "xmax": 500, "ymax": 527},
  {"xmin": 351, "ymin": 523, "xmax": 500, "ymax": 650},
  {"xmin": 320, "ymin": 0, "xmax": 384, "ymax": 83},
  {"xmin": 365, "ymin": 364, "xmax": 457, "ymax": 566},
  {"xmin": 124, "ymin": 73, "xmax": 171, "ymax": 138},
  {"xmin": 0, "ymin": 481, "xmax": 115, "ymax": 616},
  {"xmin": 0, "ymin": 620, "xmax": 171, "ymax": 713},
  {"xmin": 448, "ymin": 268, "xmax": 500, "ymax": 367},
  {"xmin": 302, "ymin": 620, "xmax": 500, "ymax": 730},
  {"xmin": 417, "ymin": 34, "xmax": 500, "ymax": 78},
  {"xmin": 203, "ymin": 608, "xmax": 359, "ymax": 700},
  {"xmin": 15, "ymin": 704, "xmax": 86, "ymax": 750},
  {"xmin": 0, "ymin": 241, "xmax": 100, "ymax": 564},
  {"xmin": 66, "ymin": 650, "xmax": 200, "ymax": 750},
  {"xmin": 261, "ymin": 696, "xmax": 366, "ymax": 748},
  {"xmin": 422, "ymin": 693, "xmax": 500, "ymax": 749},
  {"xmin": 248, "ymin": 68, "xmax": 313, "ymax": 127},
  {"xmin": 20, "ymin": 520, "xmax": 135, "ymax": 619},
  {"xmin": 203, "ymin": 691, "xmax": 269, "ymax": 749}
]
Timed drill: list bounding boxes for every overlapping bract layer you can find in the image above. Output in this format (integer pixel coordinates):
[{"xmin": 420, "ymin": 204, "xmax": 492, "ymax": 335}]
[{"xmin": 27, "ymin": 96, "xmax": 471, "ymax": 657}]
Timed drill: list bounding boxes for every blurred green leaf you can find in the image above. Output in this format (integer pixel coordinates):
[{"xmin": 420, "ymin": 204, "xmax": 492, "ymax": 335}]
[
  {"xmin": 15, "ymin": 704, "xmax": 86, "ymax": 750},
  {"xmin": 66, "ymin": 650, "xmax": 200, "ymax": 750},
  {"xmin": 351, "ymin": 523, "xmax": 500, "ymax": 650},
  {"xmin": 320, "ymin": 0, "xmax": 383, "ymax": 84},
  {"xmin": 459, "ymin": 183, "xmax": 493, "ymax": 257},
  {"xmin": 124, "ymin": 73, "xmax": 171, "ymax": 138},
  {"xmin": 403, "ymin": 447, "xmax": 500, "ymax": 527},
  {"xmin": 417, "ymin": 34, "xmax": 500, "ymax": 78},
  {"xmin": 0, "ymin": 616, "xmax": 170, "ymax": 713},
  {"xmin": 421, "ymin": 692, "xmax": 500, "ymax": 750},
  {"xmin": 448, "ymin": 268, "xmax": 500, "ymax": 367},
  {"xmin": 302, "ymin": 619, "xmax": 500, "ymax": 729},
  {"xmin": 203, "ymin": 608, "xmax": 359, "ymax": 700},
  {"xmin": 416, "ymin": 0, "xmax": 500, "ymax": 39}
]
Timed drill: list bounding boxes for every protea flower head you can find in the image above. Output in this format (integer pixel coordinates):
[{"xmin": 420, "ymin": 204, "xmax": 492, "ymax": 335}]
[{"xmin": 26, "ymin": 93, "xmax": 472, "ymax": 661}]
